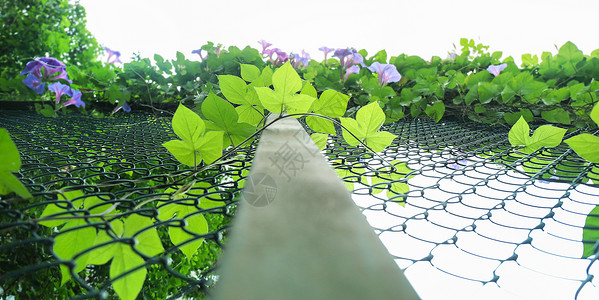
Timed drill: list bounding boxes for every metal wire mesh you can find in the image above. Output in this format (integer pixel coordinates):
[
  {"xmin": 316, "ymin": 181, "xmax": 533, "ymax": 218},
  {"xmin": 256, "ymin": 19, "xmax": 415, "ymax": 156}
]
[
  {"xmin": 324, "ymin": 118, "xmax": 599, "ymax": 299},
  {"xmin": 1, "ymin": 111, "xmax": 599, "ymax": 299},
  {"xmin": 0, "ymin": 111, "xmax": 254, "ymax": 299}
]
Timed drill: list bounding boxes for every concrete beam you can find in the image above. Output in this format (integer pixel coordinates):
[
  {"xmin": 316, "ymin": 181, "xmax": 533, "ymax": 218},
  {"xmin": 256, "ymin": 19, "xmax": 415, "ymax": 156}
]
[{"xmin": 211, "ymin": 115, "xmax": 419, "ymax": 300}]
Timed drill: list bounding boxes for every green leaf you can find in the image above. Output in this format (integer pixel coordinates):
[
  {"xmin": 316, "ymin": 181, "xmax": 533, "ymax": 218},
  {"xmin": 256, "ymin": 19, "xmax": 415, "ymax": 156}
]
[
  {"xmin": 218, "ymin": 75, "xmax": 249, "ymax": 105},
  {"xmin": 311, "ymin": 90, "xmax": 350, "ymax": 118},
  {"xmin": 339, "ymin": 118, "xmax": 364, "ymax": 146},
  {"xmin": 508, "ymin": 116, "xmax": 531, "ymax": 147},
  {"xmin": 39, "ymin": 190, "xmax": 85, "ymax": 227},
  {"xmin": 340, "ymin": 102, "xmax": 396, "ymax": 152},
  {"xmin": 509, "ymin": 116, "xmax": 566, "ymax": 153},
  {"xmin": 311, "ymin": 133, "xmax": 328, "ymax": 150},
  {"xmin": 260, "ymin": 66, "xmax": 273, "ymax": 87},
  {"xmin": 54, "ymin": 218, "xmax": 96, "ymax": 285},
  {"xmin": 86, "ymin": 219, "xmax": 124, "ymax": 265},
  {"xmin": 202, "ymin": 93, "xmax": 255, "ymax": 147},
  {"xmin": 235, "ymin": 105, "xmax": 264, "ymax": 126},
  {"xmin": 424, "ymin": 101, "xmax": 445, "ymax": 122},
  {"xmin": 272, "ymin": 62, "xmax": 302, "ymax": 95},
  {"xmin": 477, "ymin": 82, "xmax": 500, "ymax": 104},
  {"xmin": 254, "ymin": 87, "xmax": 283, "ymax": 113},
  {"xmin": 111, "ymin": 247, "xmax": 146, "ymax": 300},
  {"xmin": 123, "ymin": 214, "xmax": 164, "ymax": 257},
  {"xmin": 0, "ymin": 171, "xmax": 31, "ymax": 199},
  {"xmin": 504, "ymin": 109, "xmax": 534, "ymax": 125},
  {"xmin": 301, "ymin": 81, "xmax": 318, "ymax": 98},
  {"xmin": 164, "ymin": 104, "xmax": 224, "ymax": 166},
  {"xmin": 464, "ymin": 88, "xmax": 478, "ymax": 105},
  {"xmin": 356, "ymin": 101, "xmax": 385, "ymax": 135},
  {"xmin": 202, "ymin": 93, "xmax": 238, "ymax": 130},
  {"xmin": 285, "ymin": 94, "xmax": 316, "ymax": 115},
  {"xmin": 365, "ymin": 131, "xmax": 397, "ymax": 152},
  {"xmin": 172, "ymin": 104, "xmax": 205, "ymax": 143},
  {"xmin": 556, "ymin": 41, "xmax": 584, "ymax": 75},
  {"xmin": 526, "ymin": 125, "xmax": 567, "ymax": 152},
  {"xmin": 255, "ymin": 88, "xmax": 315, "ymax": 114},
  {"xmin": 541, "ymin": 87, "xmax": 570, "ymax": 105},
  {"xmin": 195, "ymin": 131, "xmax": 224, "ymax": 164},
  {"xmin": 582, "ymin": 206, "xmax": 599, "ymax": 258},
  {"xmin": 170, "ymin": 213, "xmax": 209, "ymax": 259},
  {"xmin": 162, "ymin": 140, "xmax": 202, "ymax": 167},
  {"xmin": 565, "ymin": 133, "xmax": 599, "ymax": 163},
  {"xmin": 240, "ymin": 64, "xmax": 261, "ymax": 82},
  {"xmin": 521, "ymin": 53, "xmax": 539, "ymax": 67},
  {"xmin": 306, "ymin": 116, "xmax": 335, "ymax": 135},
  {"xmin": 590, "ymin": 102, "xmax": 599, "ymax": 126},
  {"xmin": 0, "ymin": 128, "xmax": 21, "ymax": 171},
  {"xmin": 541, "ymin": 108, "xmax": 571, "ymax": 125}
]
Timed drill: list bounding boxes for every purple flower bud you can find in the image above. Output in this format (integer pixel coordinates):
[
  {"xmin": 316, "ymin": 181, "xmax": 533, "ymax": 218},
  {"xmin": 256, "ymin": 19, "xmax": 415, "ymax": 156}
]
[
  {"xmin": 487, "ymin": 63, "xmax": 507, "ymax": 77},
  {"xmin": 48, "ymin": 82, "xmax": 73, "ymax": 104}
]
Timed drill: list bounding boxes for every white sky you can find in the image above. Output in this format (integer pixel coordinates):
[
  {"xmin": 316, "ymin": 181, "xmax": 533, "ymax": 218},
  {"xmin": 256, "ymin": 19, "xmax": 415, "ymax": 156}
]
[{"xmin": 79, "ymin": 0, "xmax": 599, "ymax": 65}]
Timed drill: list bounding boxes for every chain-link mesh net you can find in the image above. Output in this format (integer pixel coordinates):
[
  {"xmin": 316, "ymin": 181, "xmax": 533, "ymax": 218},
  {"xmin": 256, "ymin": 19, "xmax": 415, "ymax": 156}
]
[{"xmin": 1, "ymin": 111, "xmax": 599, "ymax": 299}]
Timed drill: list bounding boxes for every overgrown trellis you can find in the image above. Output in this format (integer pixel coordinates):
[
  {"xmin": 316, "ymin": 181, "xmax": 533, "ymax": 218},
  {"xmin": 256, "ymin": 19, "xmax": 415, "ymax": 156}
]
[{"xmin": 1, "ymin": 110, "xmax": 599, "ymax": 299}]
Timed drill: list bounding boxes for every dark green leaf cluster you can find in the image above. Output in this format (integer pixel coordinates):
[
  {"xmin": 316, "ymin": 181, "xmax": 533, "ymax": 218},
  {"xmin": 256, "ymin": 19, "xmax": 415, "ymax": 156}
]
[{"xmin": 0, "ymin": 0, "xmax": 102, "ymax": 101}]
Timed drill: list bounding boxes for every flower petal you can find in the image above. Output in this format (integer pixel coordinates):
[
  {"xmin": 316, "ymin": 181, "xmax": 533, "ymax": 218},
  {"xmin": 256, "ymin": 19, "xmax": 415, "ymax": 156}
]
[{"xmin": 22, "ymin": 74, "xmax": 45, "ymax": 94}]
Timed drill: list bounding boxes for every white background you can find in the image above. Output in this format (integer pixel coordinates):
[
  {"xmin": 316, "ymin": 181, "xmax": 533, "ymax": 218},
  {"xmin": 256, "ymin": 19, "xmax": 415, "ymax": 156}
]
[{"xmin": 79, "ymin": 0, "xmax": 598, "ymax": 65}]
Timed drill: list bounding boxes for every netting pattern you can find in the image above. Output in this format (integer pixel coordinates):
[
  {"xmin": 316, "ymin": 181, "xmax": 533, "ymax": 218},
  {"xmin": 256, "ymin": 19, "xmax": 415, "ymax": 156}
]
[
  {"xmin": 0, "ymin": 111, "xmax": 254, "ymax": 299},
  {"xmin": 1, "ymin": 111, "xmax": 599, "ymax": 299},
  {"xmin": 324, "ymin": 119, "xmax": 599, "ymax": 299}
]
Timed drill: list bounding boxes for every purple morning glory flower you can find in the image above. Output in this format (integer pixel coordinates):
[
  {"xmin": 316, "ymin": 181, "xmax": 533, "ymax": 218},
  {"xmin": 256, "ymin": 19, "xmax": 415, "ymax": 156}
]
[
  {"xmin": 333, "ymin": 48, "xmax": 358, "ymax": 68},
  {"xmin": 275, "ymin": 50, "xmax": 289, "ymax": 65},
  {"xmin": 192, "ymin": 48, "xmax": 203, "ymax": 57},
  {"xmin": 344, "ymin": 65, "xmax": 361, "ymax": 80},
  {"xmin": 22, "ymin": 73, "xmax": 45, "ymax": 94},
  {"xmin": 291, "ymin": 50, "xmax": 311, "ymax": 68},
  {"xmin": 258, "ymin": 40, "xmax": 272, "ymax": 55},
  {"xmin": 104, "ymin": 47, "xmax": 122, "ymax": 65},
  {"xmin": 319, "ymin": 46, "xmax": 334, "ymax": 61},
  {"xmin": 333, "ymin": 48, "xmax": 355, "ymax": 59},
  {"xmin": 487, "ymin": 63, "xmax": 507, "ymax": 77},
  {"xmin": 346, "ymin": 52, "xmax": 367, "ymax": 68},
  {"xmin": 447, "ymin": 52, "xmax": 456, "ymax": 60},
  {"xmin": 20, "ymin": 57, "xmax": 72, "ymax": 86},
  {"xmin": 122, "ymin": 101, "xmax": 131, "ymax": 112},
  {"xmin": 48, "ymin": 82, "xmax": 73, "ymax": 104},
  {"xmin": 104, "ymin": 47, "xmax": 122, "ymax": 64},
  {"xmin": 62, "ymin": 89, "xmax": 85, "ymax": 108},
  {"xmin": 367, "ymin": 62, "xmax": 402, "ymax": 86},
  {"xmin": 113, "ymin": 101, "xmax": 131, "ymax": 113},
  {"xmin": 263, "ymin": 48, "xmax": 276, "ymax": 59}
]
